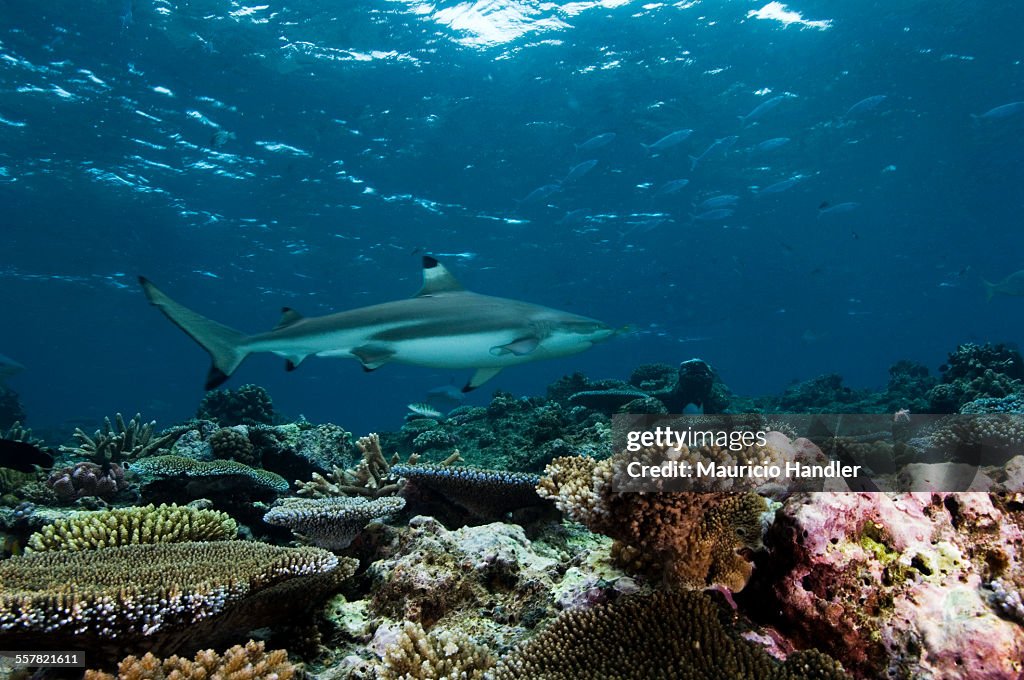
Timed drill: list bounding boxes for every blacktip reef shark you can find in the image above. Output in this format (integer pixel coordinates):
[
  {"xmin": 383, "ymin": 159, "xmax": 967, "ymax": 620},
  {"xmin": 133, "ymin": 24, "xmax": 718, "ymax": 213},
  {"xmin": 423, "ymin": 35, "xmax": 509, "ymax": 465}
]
[{"xmin": 140, "ymin": 256, "xmax": 621, "ymax": 392}]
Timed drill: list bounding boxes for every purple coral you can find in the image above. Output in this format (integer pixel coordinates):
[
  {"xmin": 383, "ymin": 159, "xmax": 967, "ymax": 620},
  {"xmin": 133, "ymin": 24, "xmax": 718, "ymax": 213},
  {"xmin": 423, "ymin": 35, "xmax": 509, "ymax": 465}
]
[{"xmin": 47, "ymin": 462, "xmax": 125, "ymax": 502}]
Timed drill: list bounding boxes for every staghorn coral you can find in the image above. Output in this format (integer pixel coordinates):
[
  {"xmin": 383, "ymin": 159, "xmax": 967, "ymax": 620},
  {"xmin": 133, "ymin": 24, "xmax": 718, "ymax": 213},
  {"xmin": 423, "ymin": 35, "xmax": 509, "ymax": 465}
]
[
  {"xmin": 391, "ymin": 463, "xmax": 544, "ymax": 519},
  {"xmin": 263, "ymin": 495, "xmax": 405, "ymax": 550},
  {"xmin": 0, "ymin": 540, "xmax": 355, "ymax": 660},
  {"xmin": 130, "ymin": 455, "xmax": 289, "ymax": 493},
  {"xmin": 197, "ymin": 384, "xmax": 275, "ymax": 426},
  {"xmin": 493, "ymin": 591, "xmax": 850, "ymax": 679},
  {"xmin": 26, "ymin": 503, "xmax": 237, "ymax": 552},
  {"xmin": 294, "ymin": 433, "xmax": 430, "ymax": 499},
  {"xmin": 85, "ymin": 640, "xmax": 295, "ymax": 680},
  {"xmin": 1, "ymin": 421, "xmax": 43, "ymax": 447},
  {"xmin": 375, "ymin": 621, "xmax": 495, "ymax": 679},
  {"xmin": 60, "ymin": 413, "xmax": 184, "ymax": 467},
  {"xmin": 537, "ymin": 453, "xmax": 767, "ymax": 591}
]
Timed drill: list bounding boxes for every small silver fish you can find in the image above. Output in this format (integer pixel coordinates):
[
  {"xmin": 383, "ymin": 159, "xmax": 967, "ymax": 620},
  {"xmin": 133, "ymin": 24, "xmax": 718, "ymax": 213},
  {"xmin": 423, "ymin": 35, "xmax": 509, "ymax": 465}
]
[
  {"xmin": 576, "ymin": 132, "xmax": 616, "ymax": 152},
  {"xmin": 753, "ymin": 137, "xmax": 790, "ymax": 152},
  {"xmin": 642, "ymin": 129, "xmax": 693, "ymax": 154},
  {"xmin": 696, "ymin": 194, "xmax": 739, "ymax": 211},
  {"xmin": 755, "ymin": 175, "xmax": 803, "ymax": 195},
  {"xmin": 983, "ymin": 270, "xmax": 1024, "ymax": 301},
  {"xmin": 692, "ymin": 208, "xmax": 734, "ymax": 221},
  {"xmin": 519, "ymin": 183, "xmax": 562, "ymax": 205},
  {"xmin": 689, "ymin": 135, "xmax": 738, "ymax": 171},
  {"xmin": 564, "ymin": 159, "xmax": 597, "ymax": 183},
  {"xmin": 818, "ymin": 201, "xmax": 860, "ymax": 216},
  {"xmin": 655, "ymin": 178, "xmax": 690, "ymax": 195},
  {"xmin": 740, "ymin": 95, "xmax": 790, "ymax": 123},
  {"xmin": 974, "ymin": 101, "xmax": 1024, "ymax": 120},
  {"xmin": 844, "ymin": 95, "xmax": 888, "ymax": 118}
]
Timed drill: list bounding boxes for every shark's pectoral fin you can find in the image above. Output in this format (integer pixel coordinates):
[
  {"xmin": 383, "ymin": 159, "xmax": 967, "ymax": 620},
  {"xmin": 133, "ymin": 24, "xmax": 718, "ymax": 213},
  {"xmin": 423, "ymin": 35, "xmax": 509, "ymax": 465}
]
[
  {"xmin": 463, "ymin": 367, "xmax": 503, "ymax": 392},
  {"xmin": 490, "ymin": 336, "xmax": 541, "ymax": 357},
  {"xmin": 351, "ymin": 345, "xmax": 395, "ymax": 371},
  {"xmin": 274, "ymin": 307, "xmax": 304, "ymax": 331},
  {"xmin": 285, "ymin": 355, "xmax": 308, "ymax": 372}
]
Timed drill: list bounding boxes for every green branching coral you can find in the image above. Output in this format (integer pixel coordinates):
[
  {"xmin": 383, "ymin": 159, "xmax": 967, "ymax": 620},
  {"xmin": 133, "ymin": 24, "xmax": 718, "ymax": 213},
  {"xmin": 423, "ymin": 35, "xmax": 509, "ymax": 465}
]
[
  {"xmin": 26, "ymin": 503, "xmax": 238, "ymax": 552},
  {"xmin": 263, "ymin": 495, "xmax": 405, "ymax": 550},
  {"xmin": 130, "ymin": 455, "xmax": 289, "ymax": 493},
  {"xmin": 0, "ymin": 541, "xmax": 355, "ymax": 659},
  {"xmin": 60, "ymin": 413, "xmax": 184, "ymax": 466},
  {"xmin": 1, "ymin": 421, "xmax": 43, "ymax": 447},
  {"xmin": 377, "ymin": 621, "xmax": 495, "ymax": 680},
  {"xmin": 493, "ymin": 591, "xmax": 850, "ymax": 679}
]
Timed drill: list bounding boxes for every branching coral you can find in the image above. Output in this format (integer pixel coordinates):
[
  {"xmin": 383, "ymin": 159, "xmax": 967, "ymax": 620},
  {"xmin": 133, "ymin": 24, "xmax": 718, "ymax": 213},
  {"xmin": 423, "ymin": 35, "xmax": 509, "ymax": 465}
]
[
  {"xmin": 493, "ymin": 591, "xmax": 849, "ymax": 679},
  {"xmin": 375, "ymin": 621, "xmax": 495, "ymax": 680},
  {"xmin": 60, "ymin": 413, "xmax": 185, "ymax": 467},
  {"xmin": 26, "ymin": 503, "xmax": 238, "ymax": 552},
  {"xmin": 537, "ymin": 453, "xmax": 766, "ymax": 591},
  {"xmin": 294, "ymin": 433, "xmax": 434, "ymax": 498},
  {"xmin": 390, "ymin": 464, "xmax": 544, "ymax": 518},
  {"xmin": 1, "ymin": 421, "xmax": 43, "ymax": 447},
  {"xmin": 263, "ymin": 495, "xmax": 405, "ymax": 550},
  {"xmin": 85, "ymin": 640, "xmax": 295, "ymax": 680},
  {"xmin": 0, "ymin": 540, "xmax": 354, "ymax": 659}
]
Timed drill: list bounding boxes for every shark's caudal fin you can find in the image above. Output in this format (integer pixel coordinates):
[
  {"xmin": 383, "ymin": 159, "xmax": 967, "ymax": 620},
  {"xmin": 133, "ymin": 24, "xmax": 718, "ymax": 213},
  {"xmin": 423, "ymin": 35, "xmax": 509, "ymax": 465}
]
[{"xmin": 138, "ymin": 277, "xmax": 250, "ymax": 389}]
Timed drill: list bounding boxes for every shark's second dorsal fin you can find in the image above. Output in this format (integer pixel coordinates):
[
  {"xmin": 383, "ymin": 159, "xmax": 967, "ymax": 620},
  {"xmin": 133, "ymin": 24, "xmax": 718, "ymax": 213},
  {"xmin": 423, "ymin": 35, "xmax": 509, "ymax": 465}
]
[
  {"xmin": 274, "ymin": 308, "xmax": 304, "ymax": 331},
  {"xmin": 415, "ymin": 256, "xmax": 465, "ymax": 297}
]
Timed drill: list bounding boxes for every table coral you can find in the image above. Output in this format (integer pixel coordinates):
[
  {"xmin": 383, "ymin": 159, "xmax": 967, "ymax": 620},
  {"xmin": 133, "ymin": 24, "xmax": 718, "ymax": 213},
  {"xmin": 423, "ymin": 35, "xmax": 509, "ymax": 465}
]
[
  {"xmin": 129, "ymin": 454, "xmax": 289, "ymax": 493},
  {"xmin": 26, "ymin": 503, "xmax": 237, "ymax": 552},
  {"xmin": 390, "ymin": 463, "xmax": 544, "ymax": 519},
  {"xmin": 761, "ymin": 491, "xmax": 1024, "ymax": 678},
  {"xmin": 263, "ymin": 495, "xmax": 406, "ymax": 550},
  {"xmin": 492, "ymin": 591, "xmax": 850, "ymax": 679},
  {"xmin": 0, "ymin": 540, "xmax": 355, "ymax": 661}
]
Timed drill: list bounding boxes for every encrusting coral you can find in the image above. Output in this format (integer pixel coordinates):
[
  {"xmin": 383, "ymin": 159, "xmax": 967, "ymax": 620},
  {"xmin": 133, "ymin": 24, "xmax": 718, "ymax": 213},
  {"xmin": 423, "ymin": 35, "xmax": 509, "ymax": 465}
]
[
  {"xmin": 493, "ymin": 591, "xmax": 850, "ymax": 679},
  {"xmin": 264, "ymin": 495, "xmax": 406, "ymax": 550},
  {"xmin": 537, "ymin": 453, "xmax": 767, "ymax": 591},
  {"xmin": 0, "ymin": 540, "xmax": 355, "ymax": 659},
  {"xmin": 26, "ymin": 503, "xmax": 238, "ymax": 552},
  {"xmin": 375, "ymin": 621, "xmax": 495, "ymax": 679},
  {"xmin": 85, "ymin": 640, "xmax": 295, "ymax": 680}
]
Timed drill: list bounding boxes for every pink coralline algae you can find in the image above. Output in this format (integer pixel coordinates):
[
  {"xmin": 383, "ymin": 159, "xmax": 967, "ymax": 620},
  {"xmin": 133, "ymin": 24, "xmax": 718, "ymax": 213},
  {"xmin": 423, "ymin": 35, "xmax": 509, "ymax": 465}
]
[{"xmin": 763, "ymin": 490, "xmax": 1024, "ymax": 679}]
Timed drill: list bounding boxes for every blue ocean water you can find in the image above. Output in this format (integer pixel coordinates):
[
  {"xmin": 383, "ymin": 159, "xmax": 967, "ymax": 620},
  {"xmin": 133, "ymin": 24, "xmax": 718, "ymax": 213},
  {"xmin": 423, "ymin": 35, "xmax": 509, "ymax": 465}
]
[{"xmin": 1, "ymin": 0, "xmax": 1023, "ymax": 434}]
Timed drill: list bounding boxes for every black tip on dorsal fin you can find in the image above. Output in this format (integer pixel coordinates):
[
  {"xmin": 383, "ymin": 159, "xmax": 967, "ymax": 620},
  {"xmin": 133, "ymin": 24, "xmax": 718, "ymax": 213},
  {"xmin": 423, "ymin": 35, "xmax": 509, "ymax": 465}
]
[
  {"xmin": 274, "ymin": 307, "xmax": 303, "ymax": 331},
  {"xmin": 415, "ymin": 256, "xmax": 465, "ymax": 297}
]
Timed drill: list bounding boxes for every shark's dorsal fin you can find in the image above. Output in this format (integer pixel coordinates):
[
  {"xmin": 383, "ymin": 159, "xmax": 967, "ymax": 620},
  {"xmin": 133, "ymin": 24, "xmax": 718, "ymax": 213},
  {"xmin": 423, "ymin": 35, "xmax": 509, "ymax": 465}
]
[
  {"xmin": 274, "ymin": 308, "xmax": 304, "ymax": 331},
  {"xmin": 415, "ymin": 256, "xmax": 465, "ymax": 297}
]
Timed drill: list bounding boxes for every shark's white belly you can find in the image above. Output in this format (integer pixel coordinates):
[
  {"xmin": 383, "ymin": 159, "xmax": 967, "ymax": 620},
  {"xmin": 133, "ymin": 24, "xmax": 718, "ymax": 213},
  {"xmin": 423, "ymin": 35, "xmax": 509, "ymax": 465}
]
[{"xmin": 387, "ymin": 332, "xmax": 530, "ymax": 369}]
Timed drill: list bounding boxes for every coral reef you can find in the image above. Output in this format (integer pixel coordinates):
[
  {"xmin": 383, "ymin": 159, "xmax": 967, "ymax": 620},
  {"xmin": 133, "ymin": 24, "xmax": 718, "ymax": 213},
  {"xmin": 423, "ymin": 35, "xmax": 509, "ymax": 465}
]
[
  {"xmin": 493, "ymin": 591, "xmax": 850, "ymax": 679},
  {"xmin": 197, "ymin": 384, "xmax": 275, "ymax": 426},
  {"xmin": 391, "ymin": 463, "xmax": 546, "ymax": 519},
  {"xmin": 1, "ymin": 421, "xmax": 42, "ymax": 446},
  {"xmin": 26, "ymin": 503, "xmax": 237, "ymax": 552},
  {"xmin": 928, "ymin": 343, "xmax": 1024, "ymax": 413},
  {"xmin": 0, "ymin": 540, "xmax": 355, "ymax": 661},
  {"xmin": 927, "ymin": 413, "xmax": 1024, "ymax": 465},
  {"xmin": 755, "ymin": 491, "xmax": 1024, "ymax": 678},
  {"xmin": 85, "ymin": 640, "xmax": 296, "ymax": 680},
  {"xmin": 538, "ymin": 453, "xmax": 767, "ymax": 591},
  {"xmin": 263, "ymin": 495, "xmax": 406, "ymax": 550},
  {"xmin": 374, "ymin": 621, "xmax": 495, "ymax": 679}
]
